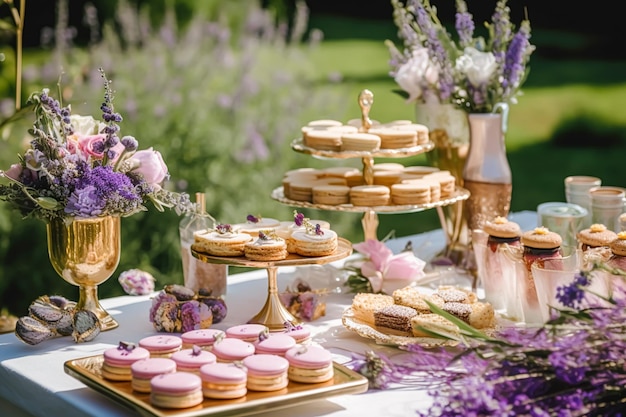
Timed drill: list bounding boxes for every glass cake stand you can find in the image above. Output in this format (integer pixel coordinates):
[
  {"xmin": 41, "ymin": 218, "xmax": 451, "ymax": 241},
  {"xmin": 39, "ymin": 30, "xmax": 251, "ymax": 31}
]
[{"xmin": 191, "ymin": 238, "xmax": 352, "ymax": 331}]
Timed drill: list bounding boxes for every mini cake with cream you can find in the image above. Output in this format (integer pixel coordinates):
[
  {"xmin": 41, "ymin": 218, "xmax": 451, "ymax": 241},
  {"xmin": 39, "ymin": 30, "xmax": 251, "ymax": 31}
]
[
  {"xmin": 290, "ymin": 214, "xmax": 338, "ymax": 257},
  {"xmin": 276, "ymin": 211, "xmax": 331, "ymax": 253},
  {"xmin": 243, "ymin": 230, "xmax": 288, "ymax": 261},
  {"xmin": 235, "ymin": 214, "xmax": 281, "ymax": 237},
  {"xmin": 192, "ymin": 223, "xmax": 252, "ymax": 257}
]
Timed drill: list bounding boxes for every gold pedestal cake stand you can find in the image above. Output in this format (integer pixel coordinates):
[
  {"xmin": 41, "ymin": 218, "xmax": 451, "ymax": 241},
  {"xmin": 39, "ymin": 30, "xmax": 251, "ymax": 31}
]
[{"xmin": 192, "ymin": 238, "xmax": 352, "ymax": 331}]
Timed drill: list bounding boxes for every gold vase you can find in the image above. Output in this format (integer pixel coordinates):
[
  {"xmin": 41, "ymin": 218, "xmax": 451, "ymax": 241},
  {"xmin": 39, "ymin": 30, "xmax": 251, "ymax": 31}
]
[
  {"xmin": 415, "ymin": 103, "xmax": 471, "ymax": 265},
  {"xmin": 46, "ymin": 216, "xmax": 121, "ymax": 331}
]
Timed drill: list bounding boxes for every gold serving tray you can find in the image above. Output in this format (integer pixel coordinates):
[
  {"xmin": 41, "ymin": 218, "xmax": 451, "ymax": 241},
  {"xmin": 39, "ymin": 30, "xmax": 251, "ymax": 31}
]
[
  {"xmin": 64, "ymin": 354, "xmax": 368, "ymax": 417},
  {"xmin": 271, "ymin": 186, "xmax": 470, "ymax": 214},
  {"xmin": 290, "ymin": 137, "xmax": 435, "ymax": 160}
]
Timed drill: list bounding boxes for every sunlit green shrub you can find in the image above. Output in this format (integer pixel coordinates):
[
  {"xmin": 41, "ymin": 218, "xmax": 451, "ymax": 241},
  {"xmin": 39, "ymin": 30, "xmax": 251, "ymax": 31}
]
[{"xmin": 0, "ymin": 0, "xmax": 358, "ymax": 314}]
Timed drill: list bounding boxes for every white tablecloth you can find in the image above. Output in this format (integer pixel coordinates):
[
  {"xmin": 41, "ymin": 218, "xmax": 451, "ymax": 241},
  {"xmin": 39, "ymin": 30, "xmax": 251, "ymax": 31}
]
[{"xmin": 0, "ymin": 211, "xmax": 537, "ymax": 417}]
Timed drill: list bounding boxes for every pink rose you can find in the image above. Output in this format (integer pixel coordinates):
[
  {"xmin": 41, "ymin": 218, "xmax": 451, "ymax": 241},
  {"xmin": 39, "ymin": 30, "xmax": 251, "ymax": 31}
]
[
  {"xmin": 4, "ymin": 163, "xmax": 23, "ymax": 181},
  {"xmin": 131, "ymin": 147, "xmax": 169, "ymax": 187},
  {"xmin": 353, "ymin": 239, "xmax": 426, "ymax": 293},
  {"xmin": 76, "ymin": 134, "xmax": 124, "ymax": 161},
  {"xmin": 353, "ymin": 239, "xmax": 393, "ymax": 271}
]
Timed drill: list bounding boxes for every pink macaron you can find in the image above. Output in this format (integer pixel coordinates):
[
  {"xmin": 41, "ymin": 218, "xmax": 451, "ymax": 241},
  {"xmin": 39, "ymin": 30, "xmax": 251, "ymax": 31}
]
[
  {"xmin": 282, "ymin": 322, "xmax": 312, "ymax": 344},
  {"xmin": 285, "ymin": 345, "xmax": 334, "ymax": 383},
  {"xmin": 200, "ymin": 362, "xmax": 248, "ymax": 399},
  {"xmin": 139, "ymin": 335, "xmax": 183, "ymax": 358},
  {"xmin": 150, "ymin": 371, "xmax": 204, "ymax": 409},
  {"xmin": 171, "ymin": 345, "xmax": 217, "ymax": 374},
  {"xmin": 212, "ymin": 337, "xmax": 255, "ymax": 363},
  {"xmin": 101, "ymin": 341, "xmax": 151, "ymax": 381},
  {"xmin": 243, "ymin": 354, "xmax": 289, "ymax": 392},
  {"xmin": 254, "ymin": 333, "xmax": 296, "ymax": 356},
  {"xmin": 180, "ymin": 328, "xmax": 225, "ymax": 349},
  {"xmin": 225, "ymin": 323, "xmax": 268, "ymax": 343},
  {"xmin": 130, "ymin": 357, "xmax": 177, "ymax": 393}
]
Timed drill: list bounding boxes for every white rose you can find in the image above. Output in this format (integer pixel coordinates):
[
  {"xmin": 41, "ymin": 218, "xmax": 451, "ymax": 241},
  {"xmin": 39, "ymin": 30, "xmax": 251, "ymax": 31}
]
[
  {"xmin": 394, "ymin": 48, "xmax": 439, "ymax": 102},
  {"xmin": 70, "ymin": 114, "xmax": 107, "ymax": 136},
  {"xmin": 455, "ymin": 47, "xmax": 498, "ymax": 87}
]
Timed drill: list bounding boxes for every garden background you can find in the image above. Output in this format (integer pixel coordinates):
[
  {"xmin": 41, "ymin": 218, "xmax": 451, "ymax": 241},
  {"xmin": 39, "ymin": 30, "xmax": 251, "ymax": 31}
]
[{"xmin": 1, "ymin": 0, "xmax": 625, "ymax": 318}]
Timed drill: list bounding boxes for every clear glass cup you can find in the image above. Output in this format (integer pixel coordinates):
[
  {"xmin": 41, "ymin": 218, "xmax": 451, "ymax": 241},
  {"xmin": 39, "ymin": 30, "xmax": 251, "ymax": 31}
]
[
  {"xmin": 589, "ymin": 186, "xmax": 626, "ymax": 232},
  {"xmin": 532, "ymin": 253, "xmax": 611, "ymax": 322},
  {"xmin": 564, "ymin": 175, "xmax": 601, "ymax": 227},
  {"xmin": 536, "ymin": 202, "xmax": 587, "ymax": 253}
]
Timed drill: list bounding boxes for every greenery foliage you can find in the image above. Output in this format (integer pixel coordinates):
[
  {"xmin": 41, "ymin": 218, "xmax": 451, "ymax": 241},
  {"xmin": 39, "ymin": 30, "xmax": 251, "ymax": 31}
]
[{"xmin": 0, "ymin": 0, "xmax": 357, "ymax": 315}]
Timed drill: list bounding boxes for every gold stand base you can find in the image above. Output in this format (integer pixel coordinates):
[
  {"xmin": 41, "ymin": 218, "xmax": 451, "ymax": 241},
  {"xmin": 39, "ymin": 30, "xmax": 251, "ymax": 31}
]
[{"xmin": 247, "ymin": 267, "xmax": 300, "ymax": 331}]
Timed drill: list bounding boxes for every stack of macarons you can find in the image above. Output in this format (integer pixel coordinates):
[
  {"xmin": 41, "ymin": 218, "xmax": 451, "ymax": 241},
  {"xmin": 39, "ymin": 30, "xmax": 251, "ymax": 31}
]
[{"xmin": 101, "ymin": 341, "xmax": 150, "ymax": 381}]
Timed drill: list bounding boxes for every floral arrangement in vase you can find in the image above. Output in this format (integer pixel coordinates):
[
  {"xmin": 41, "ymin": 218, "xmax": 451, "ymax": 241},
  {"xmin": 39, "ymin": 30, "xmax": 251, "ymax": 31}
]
[
  {"xmin": 0, "ymin": 68, "xmax": 192, "ymax": 222},
  {"xmin": 387, "ymin": 0, "xmax": 535, "ymax": 113}
]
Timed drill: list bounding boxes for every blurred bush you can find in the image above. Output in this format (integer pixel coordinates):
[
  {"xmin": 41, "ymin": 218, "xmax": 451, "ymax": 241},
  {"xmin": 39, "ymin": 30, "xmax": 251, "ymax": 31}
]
[{"xmin": 0, "ymin": 0, "xmax": 361, "ymax": 315}]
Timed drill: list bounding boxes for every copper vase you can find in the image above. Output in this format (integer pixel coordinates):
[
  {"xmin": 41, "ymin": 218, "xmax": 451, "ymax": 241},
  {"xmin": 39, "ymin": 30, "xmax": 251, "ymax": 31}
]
[
  {"xmin": 462, "ymin": 104, "xmax": 513, "ymax": 232},
  {"xmin": 46, "ymin": 216, "xmax": 121, "ymax": 331}
]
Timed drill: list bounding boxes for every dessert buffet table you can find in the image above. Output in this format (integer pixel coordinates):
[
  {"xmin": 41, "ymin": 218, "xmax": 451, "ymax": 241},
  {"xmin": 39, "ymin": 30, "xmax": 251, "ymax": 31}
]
[{"xmin": 0, "ymin": 212, "xmax": 537, "ymax": 417}]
